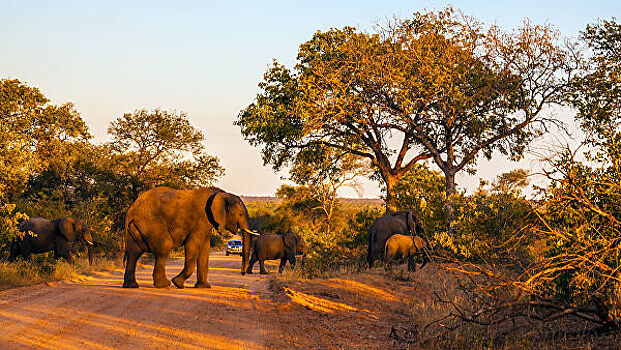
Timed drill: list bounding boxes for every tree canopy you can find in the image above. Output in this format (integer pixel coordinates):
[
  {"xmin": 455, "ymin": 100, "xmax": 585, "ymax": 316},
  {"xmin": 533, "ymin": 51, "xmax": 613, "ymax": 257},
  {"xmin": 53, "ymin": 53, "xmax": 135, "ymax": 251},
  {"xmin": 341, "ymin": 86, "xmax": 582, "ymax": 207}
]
[
  {"xmin": 107, "ymin": 109, "xmax": 224, "ymax": 189},
  {"xmin": 237, "ymin": 7, "xmax": 579, "ymax": 217}
]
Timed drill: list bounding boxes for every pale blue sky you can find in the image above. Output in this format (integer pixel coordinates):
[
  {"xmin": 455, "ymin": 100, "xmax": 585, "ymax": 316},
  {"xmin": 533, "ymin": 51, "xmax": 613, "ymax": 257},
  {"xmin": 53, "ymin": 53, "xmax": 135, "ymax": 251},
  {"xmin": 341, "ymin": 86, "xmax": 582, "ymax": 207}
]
[{"xmin": 1, "ymin": 1, "xmax": 619, "ymax": 197}]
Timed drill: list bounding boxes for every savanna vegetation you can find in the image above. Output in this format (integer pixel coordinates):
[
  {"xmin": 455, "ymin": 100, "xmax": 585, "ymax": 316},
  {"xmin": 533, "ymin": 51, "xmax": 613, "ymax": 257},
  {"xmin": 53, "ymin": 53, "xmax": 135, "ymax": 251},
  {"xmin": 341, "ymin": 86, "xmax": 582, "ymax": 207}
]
[
  {"xmin": 237, "ymin": 8, "xmax": 621, "ymax": 348},
  {"xmin": 1, "ymin": 5, "xmax": 620, "ymax": 349}
]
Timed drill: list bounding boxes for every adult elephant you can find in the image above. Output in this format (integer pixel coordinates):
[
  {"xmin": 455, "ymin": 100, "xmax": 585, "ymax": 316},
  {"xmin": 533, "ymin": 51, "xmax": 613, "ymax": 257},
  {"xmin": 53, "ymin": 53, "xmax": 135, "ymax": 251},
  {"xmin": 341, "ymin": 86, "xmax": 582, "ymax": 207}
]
[
  {"xmin": 246, "ymin": 232, "xmax": 307, "ymax": 274},
  {"xmin": 122, "ymin": 186, "xmax": 259, "ymax": 289},
  {"xmin": 367, "ymin": 210, "xmax": 424, "ymax": 268},
  {"xmin": 9, "ymin": 217, "xmax": 94, "ymax": 264}
]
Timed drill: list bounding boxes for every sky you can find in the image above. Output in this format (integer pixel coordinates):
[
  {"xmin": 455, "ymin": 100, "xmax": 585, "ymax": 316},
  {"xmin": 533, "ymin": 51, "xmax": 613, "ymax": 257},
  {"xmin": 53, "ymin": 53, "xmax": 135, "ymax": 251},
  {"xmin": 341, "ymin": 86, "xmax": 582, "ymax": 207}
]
[{"xmin": 1, "ymin": 1, "xmax": 619, "ymax": 197}]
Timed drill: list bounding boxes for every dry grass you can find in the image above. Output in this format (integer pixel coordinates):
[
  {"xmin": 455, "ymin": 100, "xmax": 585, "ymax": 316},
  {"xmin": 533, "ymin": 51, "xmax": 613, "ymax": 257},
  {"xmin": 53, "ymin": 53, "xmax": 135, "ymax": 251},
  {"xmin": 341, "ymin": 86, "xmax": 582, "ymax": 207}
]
[
  {"xmin": 275, "ymin": 260, "xmax": 621, "ymax": 349},
  {"xmin": 0, "ymin": 256, "xmax": 121, "ymax": 290}
]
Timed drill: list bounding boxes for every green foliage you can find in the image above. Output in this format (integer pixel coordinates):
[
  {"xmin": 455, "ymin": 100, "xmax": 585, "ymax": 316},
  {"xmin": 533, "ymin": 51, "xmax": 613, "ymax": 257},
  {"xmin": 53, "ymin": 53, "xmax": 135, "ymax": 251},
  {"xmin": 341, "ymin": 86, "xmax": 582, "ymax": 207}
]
[
  {"xmin": 392, "ymin": 164, "xmax": 447, "ymax": 237},
  {"xmin": 107, "ymin": 109, "xmax": 224, "ymax": 190},
  {"xmin": 392, "ymin": 165, "xmax": 535, "ymax": 261},
  {"xmin": 445, "ymin": 192, "xmax": 534, "ymax": 261}
]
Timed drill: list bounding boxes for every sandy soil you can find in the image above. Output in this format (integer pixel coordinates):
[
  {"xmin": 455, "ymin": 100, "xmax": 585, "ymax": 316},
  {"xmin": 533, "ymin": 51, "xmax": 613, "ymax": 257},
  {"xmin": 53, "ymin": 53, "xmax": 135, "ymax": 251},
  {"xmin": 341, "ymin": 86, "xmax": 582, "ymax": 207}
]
[
  {"xmin": 0, "ymin": 253, "xmax": 288, "ymax": 350},
  {"xmin": 0, "ymin": 253, "xmax": 426, "ymax": 349}
]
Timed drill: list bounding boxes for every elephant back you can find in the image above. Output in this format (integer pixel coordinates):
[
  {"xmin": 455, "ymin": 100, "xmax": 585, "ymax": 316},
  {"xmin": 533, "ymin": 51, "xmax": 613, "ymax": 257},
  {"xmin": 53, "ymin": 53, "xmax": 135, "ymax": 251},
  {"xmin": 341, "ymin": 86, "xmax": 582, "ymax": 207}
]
[{"xmin": 19, "ymin": 218, "xmax": 55, "ymax": 237}]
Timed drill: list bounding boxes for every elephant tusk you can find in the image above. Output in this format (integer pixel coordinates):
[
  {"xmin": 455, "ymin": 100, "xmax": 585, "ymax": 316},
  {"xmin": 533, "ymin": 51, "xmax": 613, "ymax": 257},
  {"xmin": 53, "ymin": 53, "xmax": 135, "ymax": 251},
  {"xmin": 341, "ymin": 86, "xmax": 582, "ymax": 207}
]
[
  {"xmin": 242, "ymin": 229, "xmax": 260, "ymax": 236},
  {"xmin": 86, "ymin": 240, "xmax": 94, "ymax": 245}
]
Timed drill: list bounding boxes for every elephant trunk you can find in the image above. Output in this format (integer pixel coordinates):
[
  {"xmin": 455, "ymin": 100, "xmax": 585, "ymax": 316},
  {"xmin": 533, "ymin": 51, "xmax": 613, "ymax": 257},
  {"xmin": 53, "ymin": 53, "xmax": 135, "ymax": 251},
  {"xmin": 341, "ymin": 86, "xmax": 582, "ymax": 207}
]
[
  {"xmin": 83, "ymin": 230, "xmax": 94, "ymax": 265},
  {"xmin": 87, "ymin": 244, "xmax": 94, "ymax": 265}
]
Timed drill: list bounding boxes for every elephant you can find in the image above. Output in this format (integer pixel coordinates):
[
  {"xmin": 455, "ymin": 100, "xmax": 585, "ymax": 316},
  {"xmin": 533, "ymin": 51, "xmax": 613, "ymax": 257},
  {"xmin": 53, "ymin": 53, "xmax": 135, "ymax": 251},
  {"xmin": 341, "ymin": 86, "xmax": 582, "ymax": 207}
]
[
  {"xmin": 8, "ymin": 217, "xmax": 94, "ymax": 264},
  {"xmin": 246, "ymin": 233, "xmax": 307, "ymax": 274},
  {"xmin": 122, "ymin": 186, "xmax": 259, "ymax": 289},
  {"xmin": 367, "ymin": 210, "xmax": 424, "ymax": 268},
  {"xmin": 384, "ymin": 234, "xmax": 432, "ymax": 271}
]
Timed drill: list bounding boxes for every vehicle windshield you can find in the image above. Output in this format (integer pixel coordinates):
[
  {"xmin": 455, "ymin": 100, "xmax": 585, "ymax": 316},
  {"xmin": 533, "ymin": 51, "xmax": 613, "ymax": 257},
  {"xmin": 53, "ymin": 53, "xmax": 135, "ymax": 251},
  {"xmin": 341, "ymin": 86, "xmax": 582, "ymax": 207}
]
[{"xmin": 229, "ymin": 240, "xmax": 242, "ymax": 245}]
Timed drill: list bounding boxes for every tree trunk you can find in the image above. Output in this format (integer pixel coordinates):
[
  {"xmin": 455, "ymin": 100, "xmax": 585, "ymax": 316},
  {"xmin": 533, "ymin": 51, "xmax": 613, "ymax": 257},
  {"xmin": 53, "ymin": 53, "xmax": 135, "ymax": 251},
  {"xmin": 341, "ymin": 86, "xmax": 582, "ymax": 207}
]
[
  {"xmin": 385, "ymin": 178, "xmax": 398, "ymax": 214},
  {"xmin": 444, "ymin": 171, "xmax": 457, "ymax": 231}
]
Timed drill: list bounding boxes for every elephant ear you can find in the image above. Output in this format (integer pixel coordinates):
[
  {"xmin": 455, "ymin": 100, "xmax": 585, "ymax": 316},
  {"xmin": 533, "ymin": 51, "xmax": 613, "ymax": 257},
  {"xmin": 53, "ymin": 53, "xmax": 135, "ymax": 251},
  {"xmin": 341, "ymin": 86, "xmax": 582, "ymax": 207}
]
[
  {"xmin": 406, "ymin": 211, "xmax": 416, "ymax": 234},
  {"xmin": 407, "ymin": 211, "xmax": 424, "ymax": 236},
  {"xmin": 284, "ymin": 233, "xmax": 297, "ymax": 252},
  {"xmin": 58, "ymin": 218, "xmax": 77, "ymax": 241},
  {"xmin": 206, "ymin": 192, "xmax": 229, "ymax": 232}
]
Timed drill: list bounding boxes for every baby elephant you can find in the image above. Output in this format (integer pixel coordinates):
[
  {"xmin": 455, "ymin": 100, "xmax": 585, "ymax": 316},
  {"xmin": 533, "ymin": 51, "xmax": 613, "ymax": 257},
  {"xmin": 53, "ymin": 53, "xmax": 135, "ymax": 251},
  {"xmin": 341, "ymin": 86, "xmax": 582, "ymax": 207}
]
[
  {"xmin": 247, "ymin": 233, "xmax": 307, "ymax": 274},
  {"xmin": 385, "ymin": 234, "xmax": 432, "ymax": 271}
]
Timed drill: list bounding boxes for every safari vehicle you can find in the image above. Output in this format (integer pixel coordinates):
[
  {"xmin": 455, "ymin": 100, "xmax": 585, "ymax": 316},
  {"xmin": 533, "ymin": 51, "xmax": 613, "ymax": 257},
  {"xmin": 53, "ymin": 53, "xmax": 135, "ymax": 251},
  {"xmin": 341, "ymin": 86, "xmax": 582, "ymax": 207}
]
[{"xmin": 225, "ymin": 239, "xmax": 242, "ymax": 256}]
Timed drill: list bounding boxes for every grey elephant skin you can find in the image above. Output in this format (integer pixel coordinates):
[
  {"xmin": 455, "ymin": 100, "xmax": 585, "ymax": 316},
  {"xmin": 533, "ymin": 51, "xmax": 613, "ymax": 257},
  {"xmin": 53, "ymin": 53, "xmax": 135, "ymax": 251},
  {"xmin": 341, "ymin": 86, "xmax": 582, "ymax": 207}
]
[
  {"xmin": 367, "ymin": 211, "xmax": 424, "ymax": 268},
  {"xmin": 246, "ymin": 233, "xmax": 307, "ymax": 274},
  {"xmin": 122, "ymin": 186, "xmax": 258, "ymax": 289},
  {"xmin": 385, "ymin": 234, "xmax": 431, "ymax": 271},
  {"xmin": 9, "ymin": 217, "xmax": 94, "ymax": 264}
]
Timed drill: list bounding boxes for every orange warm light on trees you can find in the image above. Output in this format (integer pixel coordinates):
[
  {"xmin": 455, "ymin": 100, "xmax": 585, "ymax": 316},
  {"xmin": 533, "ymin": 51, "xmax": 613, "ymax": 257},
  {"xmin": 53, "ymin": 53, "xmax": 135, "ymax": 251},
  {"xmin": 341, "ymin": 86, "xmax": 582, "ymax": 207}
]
[{"xmin": 237, "ymin": 7, "xmax": 579, "ymax": 222}]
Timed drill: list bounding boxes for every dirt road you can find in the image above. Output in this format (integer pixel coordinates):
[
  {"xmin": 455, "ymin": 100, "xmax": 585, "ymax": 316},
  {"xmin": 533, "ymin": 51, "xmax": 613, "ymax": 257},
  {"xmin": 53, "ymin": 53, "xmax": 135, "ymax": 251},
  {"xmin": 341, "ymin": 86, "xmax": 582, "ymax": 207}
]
[{"xmin": 0, "ymin": 252, "xmax": 283, "ymax": 350}]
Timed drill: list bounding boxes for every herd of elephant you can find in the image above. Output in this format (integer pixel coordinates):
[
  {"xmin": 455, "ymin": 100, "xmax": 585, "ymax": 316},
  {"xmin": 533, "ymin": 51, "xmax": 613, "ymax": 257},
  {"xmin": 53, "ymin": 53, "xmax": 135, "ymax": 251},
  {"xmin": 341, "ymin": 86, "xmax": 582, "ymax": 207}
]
[{"xmin": 7, "ymin": 186, "xmax": 431, "ymax": 288}]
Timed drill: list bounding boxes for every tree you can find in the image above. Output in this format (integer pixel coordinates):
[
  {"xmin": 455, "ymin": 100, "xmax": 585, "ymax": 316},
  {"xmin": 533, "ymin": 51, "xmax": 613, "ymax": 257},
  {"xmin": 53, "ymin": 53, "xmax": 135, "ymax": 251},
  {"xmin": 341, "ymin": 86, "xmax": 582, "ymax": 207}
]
[
  {"xmin": 379, "ymin": 9, "xmax": 577, "ymax": 223},
  {"xmin": 0, "ymin": 78, "xmax": 90, "ymax": 199},
  {"xmin": 289, "ymin": 146, "xmax": 372, "ymax": 232},
  {"xmin": 107, "ymin": 109, "xmax": 224, "ymax": 190},
  {"xmin": 237, "ymin": 30, "xmax": 432, "ymax": 213},
  {"xmin": 237, "ymin": 8, "xmax": 578, "ymax": 220},
  {"xmin": 423, "ymin": 18, "xmax": 621, "ymax": 334},
  {"xmin": 491, "ymin": 169, "xmax": 530, "ymax": 194},
  {"xmin": 0, "ymin": 78, "xmax": 90, "ymax": 249}
]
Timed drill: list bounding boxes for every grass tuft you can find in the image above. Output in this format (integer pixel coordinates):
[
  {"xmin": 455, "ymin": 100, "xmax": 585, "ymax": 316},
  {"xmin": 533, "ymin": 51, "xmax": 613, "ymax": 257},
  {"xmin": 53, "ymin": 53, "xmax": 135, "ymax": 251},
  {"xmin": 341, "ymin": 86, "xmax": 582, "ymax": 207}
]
[{"xmin": 0, "ymin": 256, "xmax": 121, "ymax": 290}]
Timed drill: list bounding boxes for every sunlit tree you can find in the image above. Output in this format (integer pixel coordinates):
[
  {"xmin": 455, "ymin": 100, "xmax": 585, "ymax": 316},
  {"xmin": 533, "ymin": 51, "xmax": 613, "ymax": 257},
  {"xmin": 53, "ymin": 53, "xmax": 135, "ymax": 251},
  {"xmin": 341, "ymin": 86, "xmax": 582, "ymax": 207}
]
[
  {"xmin": 237, "ymin": 8, "xmax": 579, "ymax": 222},
  {"xmin": 290, "ymin": 146, "xmax": 372, "ymax": 232},
  {"xmin": 107, "ymin": 109, "xmax": 224, "ymax": 190}
]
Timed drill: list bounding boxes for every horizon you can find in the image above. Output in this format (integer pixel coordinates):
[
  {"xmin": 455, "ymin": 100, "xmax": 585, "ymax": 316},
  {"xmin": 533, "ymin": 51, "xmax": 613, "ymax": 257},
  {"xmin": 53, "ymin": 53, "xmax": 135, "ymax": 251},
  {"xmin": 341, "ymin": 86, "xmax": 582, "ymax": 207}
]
[{"xmin": 2, "ymin": 0, "xmax": 619, "ymax": 197}]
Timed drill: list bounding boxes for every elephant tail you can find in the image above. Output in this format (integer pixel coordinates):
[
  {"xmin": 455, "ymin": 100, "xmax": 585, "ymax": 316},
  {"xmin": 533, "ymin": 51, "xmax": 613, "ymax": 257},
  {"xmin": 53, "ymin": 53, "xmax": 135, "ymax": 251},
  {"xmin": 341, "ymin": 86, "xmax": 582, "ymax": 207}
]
[
  {"xmin": 384, "ymin": 240, "xmax": 389, "ymax": 260},
  {"xmin": 125, "ymin": 219, "xmax": 149, "ymax": 253}
]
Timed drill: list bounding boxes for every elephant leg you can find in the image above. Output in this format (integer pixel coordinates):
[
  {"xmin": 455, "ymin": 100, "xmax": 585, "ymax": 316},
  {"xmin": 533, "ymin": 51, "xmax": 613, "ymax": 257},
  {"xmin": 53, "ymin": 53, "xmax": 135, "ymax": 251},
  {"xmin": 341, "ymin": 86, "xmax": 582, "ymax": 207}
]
[
  {"xmin": 123, "ymin": 239, "xmax": 144, "ymax": 288},
  {"xmin": 172, "ymin": 241, "xmax": 199, "ymax": 289},
  {"xmin": 195, "ymin": 238, "xmax": 211, "ymax": 288},
  {"xmin": 278, "ymin": 257, "xmax": 287, "ymax": 273},
  {"xmin": 55, "ymin": 237, "xmax": 72, "ymax": 262},
  {"xmin": 246, "ymin": 251, "xmax": 258, "ymax": 274},
  {"xmin": 287, "ymin": 252, "xmax": 296, "ymax": 268},
  {"xmin": 153, "ymin": 252, "xmax": 171, "ymax": 288},
  {"xmin": 259, "ymin": 259, "xmax": 268, "ymax": 274},
  {"xmin": 408, "ymin": 254, "xmax": 416, "ymax": 271},
  {"xmin": 367, "ymin": 234, "xmax": 375, "ymax": 268},
  {"xmin": 20, "ymin": 241, "xmax": 32, "ymax": 261}
]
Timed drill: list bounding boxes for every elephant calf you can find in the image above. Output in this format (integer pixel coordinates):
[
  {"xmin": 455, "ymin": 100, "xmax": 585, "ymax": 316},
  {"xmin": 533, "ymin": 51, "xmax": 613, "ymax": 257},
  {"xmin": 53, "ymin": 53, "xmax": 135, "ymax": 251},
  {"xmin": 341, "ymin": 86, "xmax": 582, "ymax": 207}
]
[
  {"xmin": 246, "ymin": 233, "xmax": 307, "ymax": 274},
  {"xmin": 384, "ymin": 234, "xmax": 431, "ymax": 271}
]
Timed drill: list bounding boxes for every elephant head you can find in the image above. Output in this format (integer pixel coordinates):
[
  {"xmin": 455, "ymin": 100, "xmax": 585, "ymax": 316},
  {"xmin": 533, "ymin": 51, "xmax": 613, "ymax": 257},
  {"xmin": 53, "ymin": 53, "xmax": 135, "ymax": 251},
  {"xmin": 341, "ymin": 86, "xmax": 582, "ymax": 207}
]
[
  {"xmin": 58, "ymin": 218, "xmax": 94, "ymax": 265},
  {"xmin": 205, "ymin": 191, "xmax": 259, "ymax": 275},
  {"xmin": 284, "ymin": 232, "xmax": 307, "ymax": 255},
  {"xmin": 406, "ymin": 211, "xmax": 424, "ymax": 236}
]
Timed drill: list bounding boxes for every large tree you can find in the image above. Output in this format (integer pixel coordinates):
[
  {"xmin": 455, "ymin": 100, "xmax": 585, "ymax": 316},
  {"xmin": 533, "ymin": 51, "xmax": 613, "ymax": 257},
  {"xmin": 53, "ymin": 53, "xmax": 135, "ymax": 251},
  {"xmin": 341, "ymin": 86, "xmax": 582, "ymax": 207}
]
[
  {"xmin": 237, "ymin": 8, "xmax": 578, "ymax": 217},
  {"xmin": 0, "ymin": 78, "xmax": 90, "ymax": 198},
  {"xmin": 388, "ymin": 10, "xmax": 578, "ymax": 220},
  {"xmin": 237, "ymin": 30, "xmax": 433, "ymax": 212},
  {"xmin": 107, "ymin": 109, "xmax": 224, "ymax": 190}
]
